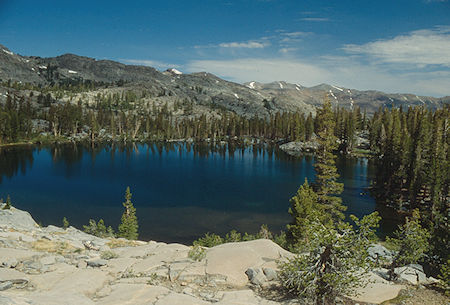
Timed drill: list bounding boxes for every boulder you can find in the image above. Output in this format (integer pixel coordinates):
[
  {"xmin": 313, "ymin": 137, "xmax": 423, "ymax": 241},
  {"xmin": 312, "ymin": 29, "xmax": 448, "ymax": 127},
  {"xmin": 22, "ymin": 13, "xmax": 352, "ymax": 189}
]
[
  {"xmin": 0, "ymin": 207, "xmax": 39, "ymax": 231},
  {"xmin": 205, "ymin": 239, "xmax": 292, "ymax": 286},
  {"xmin": 368, "ymin": 244, "xmax": 395, "ymax": 263},
  {"xmin": 245, "ymin": 267, "xmax": 267, "ymax": 286},
  {"xmin": 351, "ymin": 271, "xmax": 405, "ymax": 304},
  {"xmin": 394, "ymin": 264, "xmax": 427, "ymax": 285},
  {"xmin": 262, "ymin": 268, "xmax": 278, "ymax": 281},
  {"xmin": 87, "ymin": 259, "xmax": 107, "ymax": 268}
]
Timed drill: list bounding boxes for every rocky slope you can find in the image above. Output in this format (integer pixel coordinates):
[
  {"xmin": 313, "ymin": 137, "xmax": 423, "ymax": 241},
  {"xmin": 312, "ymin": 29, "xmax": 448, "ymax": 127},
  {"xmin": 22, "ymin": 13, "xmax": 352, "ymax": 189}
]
[
  {"xmin": 2, "ymin": 203, "xmax": 443, "ymax": 305},
  {"xmin": 1, "ymin": 44, "xmax": 448, "ymax": 117}
]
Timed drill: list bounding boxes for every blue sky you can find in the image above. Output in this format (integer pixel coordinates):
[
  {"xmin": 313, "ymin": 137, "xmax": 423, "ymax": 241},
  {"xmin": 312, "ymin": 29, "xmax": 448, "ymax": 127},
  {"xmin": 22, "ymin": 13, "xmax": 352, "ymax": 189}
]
[{"xmin": 0, "ymin": 0, "xmax": 449, "ymax": 96}]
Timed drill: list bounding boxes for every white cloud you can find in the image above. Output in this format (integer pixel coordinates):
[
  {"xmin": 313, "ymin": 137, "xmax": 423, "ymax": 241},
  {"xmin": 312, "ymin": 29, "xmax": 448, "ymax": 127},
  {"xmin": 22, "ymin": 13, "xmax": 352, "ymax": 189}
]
[
  {"xmin": 218, "ymin": 41, "xmax": 267, "ymax": 48},
  {"xmin": 279, "ymin": 48, "xmax": 298, "ymax": 54},
  {"xmin": 184, "ymin": 56, "xmax": 450, "ymax": 97},
  {"xmin": 343, "ymin": 27, "xmax": 450, "ymax": 67},
  {"xmin": 282, "ymin": 31, "xmax": 311, "ymax": 37},
  {"xmin": 300, "ymin": 17, "xmax": 329, "ymax": 22},
  {"xmin": 185, "ymin": 58, "xmax": 331, "ymax": 86},
  {"xmin": 121, "ymin": 59, "xmax": 179, "ymax": 70}
]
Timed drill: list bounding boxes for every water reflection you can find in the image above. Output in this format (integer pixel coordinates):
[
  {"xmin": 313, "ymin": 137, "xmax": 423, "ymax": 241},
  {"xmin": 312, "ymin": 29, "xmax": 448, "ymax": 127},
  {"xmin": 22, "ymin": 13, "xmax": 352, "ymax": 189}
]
[
  {"xmin": 0, "ymin": 146, "xmax": 34, "ymax": 183},
  {"xmin": 0, "ymin": 142, "xmax": 394, "ymax": 243}
]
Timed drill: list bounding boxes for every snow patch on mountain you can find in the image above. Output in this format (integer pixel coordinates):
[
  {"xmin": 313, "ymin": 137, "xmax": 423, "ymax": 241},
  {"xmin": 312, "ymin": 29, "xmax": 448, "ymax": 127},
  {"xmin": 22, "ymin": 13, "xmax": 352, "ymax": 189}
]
[
  {"xmin": 2, "ymin": 49, "xmax": 13, "ymax": 56},
  {"xmin": 68, "ymin": 70, "xmax": 78, "ymax": 74},
  {"xmin": 329, "ymin": 90, "xmax": 337, "ymax": 100},
  {"xmin": 331, "ymin": 85, "xmax": 344, "ymax": 92},
  {"xmin": 169, "ymin": 68, "xmax": 182, "ymax": 75}
]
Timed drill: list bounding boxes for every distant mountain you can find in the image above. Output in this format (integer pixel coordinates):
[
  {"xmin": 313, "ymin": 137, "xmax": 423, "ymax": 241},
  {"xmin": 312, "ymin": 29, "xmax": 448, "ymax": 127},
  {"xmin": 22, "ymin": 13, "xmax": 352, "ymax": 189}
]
[{"xmin": 1, "ymin": 44, "xmax": 448, "ymax": 116}]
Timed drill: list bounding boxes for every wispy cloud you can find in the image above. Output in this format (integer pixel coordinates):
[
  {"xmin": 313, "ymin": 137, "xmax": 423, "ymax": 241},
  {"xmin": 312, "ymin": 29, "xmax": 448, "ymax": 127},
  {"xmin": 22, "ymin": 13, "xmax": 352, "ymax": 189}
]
[
  {"xmin": 194, "ymin": 39, "xmax": 269, "ymax": 49},
  {"xmin": 185, "ymin": 55, "xmax": 450, "ymax": 97},
  {"xmin": 121, "ymin": 59, "xmax": 179, "ymax": 70},
  {"xmin": 279, "ymin": 47, "xmax": 298, "ymax": 54},
  {"xmin": 343, "ymin": 27, "xmax": 450, "ymax": 67},
  {"xmin": 300, "ymin": 17, "xmax": 329, "ymax": 22},
  {"xmin": 282, "ymin": 31, "xmax": 311, "ymax": 37},
  {"xmin": 219, "ymin": 41, "xmax": 267, "ymax": 48}
]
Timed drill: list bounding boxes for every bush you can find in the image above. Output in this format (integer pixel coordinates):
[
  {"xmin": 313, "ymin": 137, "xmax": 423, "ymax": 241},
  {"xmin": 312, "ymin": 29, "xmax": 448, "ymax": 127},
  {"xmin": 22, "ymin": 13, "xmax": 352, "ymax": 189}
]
[
  {"xmin": 2, "ymin": 195, "xmax": 11, "ymax": 210},
  {"xmin": 100, "ymin": 250, "xmax": 119, "ymax": 260},
  {"xmin": 62, "ymin": 217, "xmax": 70, "ymax": 229},
  {"xmin": 386, "ymin": 209, "xmax": 430, "ymax": 280},
  {"xmin": 224, "ymin": 230, "xmax": 242, "ymax": 243},
  {"xmin": 193, "ymin": 232, "xmax": 223, "ymax": 247},
  {"xmin": 83, "ymin": 219, "xmax": 115, "ymax": 238},
  {"xmin": 188, "ymin": 245, "xmax": 206, "ymax": 261},
  {"xmin": 278, "ymin": 212, "xmax": 380, "ymax": 304},
  {"xmin": 439, "ymin": 259, "xmax": 450, "ymax": 296}
]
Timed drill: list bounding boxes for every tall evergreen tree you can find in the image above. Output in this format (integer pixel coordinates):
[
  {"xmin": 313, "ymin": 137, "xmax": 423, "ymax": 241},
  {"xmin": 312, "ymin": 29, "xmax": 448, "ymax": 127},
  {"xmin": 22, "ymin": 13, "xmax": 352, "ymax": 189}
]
[
  {"xmin": 314, "ymin": 99, "xmax": 346, "ymax": 221},
  {"xmin": 118, "ymin": 186, "xmax": 139, "ymax": 240}
]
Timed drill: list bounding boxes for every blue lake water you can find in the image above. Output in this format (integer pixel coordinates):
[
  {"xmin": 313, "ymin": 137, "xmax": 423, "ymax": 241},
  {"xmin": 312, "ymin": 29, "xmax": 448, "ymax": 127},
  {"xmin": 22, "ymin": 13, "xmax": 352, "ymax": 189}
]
[{"xmin": 0, "ymin": 142, "xmax": 398, "ymax": 243}]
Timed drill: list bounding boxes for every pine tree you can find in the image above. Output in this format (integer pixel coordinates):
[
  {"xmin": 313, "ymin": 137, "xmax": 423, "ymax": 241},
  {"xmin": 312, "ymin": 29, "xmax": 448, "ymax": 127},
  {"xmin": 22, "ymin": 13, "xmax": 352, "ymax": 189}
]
[
  {"xmin": 279, "ymin": 212, "xmax": 380, "ymax": 304},
  {"xmin": 287, "ymin": 178, "xmax": 325, "ymax": 247},
  {"xmin": 314, "ymin": 99, "xmax": 345, "ymax": 222},
  {"xmin": 3, "ymin": 195, "xmax": 11, "ymax": 210},
  {"xmin": 62, "ymin": 217, "xmax": 70, "ymax": 229},
  {"xmin": 118, "ymin": 187, "xmax": 139, "ymax": 240}
]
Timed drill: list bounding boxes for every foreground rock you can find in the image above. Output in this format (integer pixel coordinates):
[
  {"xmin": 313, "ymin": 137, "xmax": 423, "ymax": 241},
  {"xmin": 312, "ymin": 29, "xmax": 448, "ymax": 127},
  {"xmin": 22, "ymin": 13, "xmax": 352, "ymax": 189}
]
[{"xmin": 0, "ymin": 205, "xmax": 438, "ymax": 304}]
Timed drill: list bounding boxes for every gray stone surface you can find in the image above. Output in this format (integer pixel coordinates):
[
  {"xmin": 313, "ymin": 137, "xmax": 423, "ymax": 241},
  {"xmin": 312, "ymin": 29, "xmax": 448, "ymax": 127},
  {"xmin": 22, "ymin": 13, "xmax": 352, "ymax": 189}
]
[
  {"xmin": 368, "ymin": 244, "xmax": 395, "ymax": 263},
  {"xmin": 246, "ymin": 267, "xmax": 267, "ymax": 285},
  {"xmin": 0, "ymin": 206, "xmax": 413, "ymax": 305},
  {"xmin": 87, "ymin": 259, "xmax": 107, "ymax": 268},
  {"xmin": 394, "ymin": 264, "xmax": 427, "ymax": 285},
  {"xmin": 0, "ymin": 208, "xmax": 39, "ymax": 231}
]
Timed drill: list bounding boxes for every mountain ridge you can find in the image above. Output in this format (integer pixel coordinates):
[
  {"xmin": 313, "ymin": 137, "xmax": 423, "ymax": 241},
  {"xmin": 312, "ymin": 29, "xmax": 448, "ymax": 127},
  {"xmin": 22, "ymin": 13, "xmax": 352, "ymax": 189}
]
[{"xmin": 1, "ymin": 43, "xmax": 448, "ymax": 115}]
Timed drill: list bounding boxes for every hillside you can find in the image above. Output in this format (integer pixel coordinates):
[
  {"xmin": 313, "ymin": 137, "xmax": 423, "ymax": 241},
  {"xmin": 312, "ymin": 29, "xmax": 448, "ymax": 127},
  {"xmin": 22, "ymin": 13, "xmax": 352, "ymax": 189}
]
[{"xmin": 1, "ymin": 44, "xmax": 448, "ymax": 117}]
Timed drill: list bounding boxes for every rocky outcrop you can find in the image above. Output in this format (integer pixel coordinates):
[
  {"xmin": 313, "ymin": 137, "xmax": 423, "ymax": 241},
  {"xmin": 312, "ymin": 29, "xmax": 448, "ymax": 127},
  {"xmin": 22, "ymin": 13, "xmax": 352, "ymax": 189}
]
[
  {"xmin": 0, "ymin": 205, "xmax": 437, "ymax": 304},
  {"xmin": 279, "ymin": 140, "xmax": 318, "ymax": 156}
]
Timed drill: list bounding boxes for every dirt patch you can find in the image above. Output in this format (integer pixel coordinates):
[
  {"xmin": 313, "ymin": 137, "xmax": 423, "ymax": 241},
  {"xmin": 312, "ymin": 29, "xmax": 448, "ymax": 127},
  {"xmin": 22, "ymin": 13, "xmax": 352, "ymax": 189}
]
[{"xmin": 382, "ymin": 287, "xmax": 449, "ymax": 305}]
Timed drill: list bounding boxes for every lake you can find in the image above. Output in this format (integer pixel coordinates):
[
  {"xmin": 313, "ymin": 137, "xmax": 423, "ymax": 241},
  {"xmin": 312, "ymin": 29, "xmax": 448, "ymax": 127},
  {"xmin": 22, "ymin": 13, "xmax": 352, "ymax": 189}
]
[{"xmin": 0, "ymin": 142, "xmax": 398, "ymax": 243}]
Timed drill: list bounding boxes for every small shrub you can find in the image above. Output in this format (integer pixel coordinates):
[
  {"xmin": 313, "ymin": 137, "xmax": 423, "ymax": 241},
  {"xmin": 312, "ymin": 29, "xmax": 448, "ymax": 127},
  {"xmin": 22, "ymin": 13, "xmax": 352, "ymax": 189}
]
[
  {"xmin": 242, "ymin": 232, "xmax": 257, "ymax": 241},
  {"xmin": 273, "ymin": 231, "xmax": 288, "ymax": 249},
  {"xmin": 224, "ymin": 230, "xmax": 242, "ymax": 242},
  {"xmin": 193, "ymin": 233, "xmax": 223, "ymax": 247},
  {"xmin": 257, "ymin": 224, "xmax": 273, "ymax": 240},
  {"xmin": 147, "ymin": 273, "xmax": 159, "ymax": 285},
  {"xmin": 386, "ymin": 209, "xmax": 430, "ymax": 280},
  {"xmin": 32, "ymin": 239, "xmax": 74, "ymax": 254},
  {"xmin": 188, "ymin": 244, "xmax": 206, "ymax": 261},
  {"xmin": 438, "ymin": 259, "xmax": 450, "ymax": 296},
  {"xmin": 62, "ymin": 217, "xmax": 70, "ymax": 229},
  {"xmin": 106, "ymin": 238, "xmax": 139, "ymax": 248},
  {"xmin": 100, "ymin": 250, "xmax": 118, "ymax": 260},
  {"xmin": 3, "ymin": 195, "xmax": 11, "ymax": 210},
  {"xmin": 83, "ymin": 219, "xmax": 115, "ymax": 238}
]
